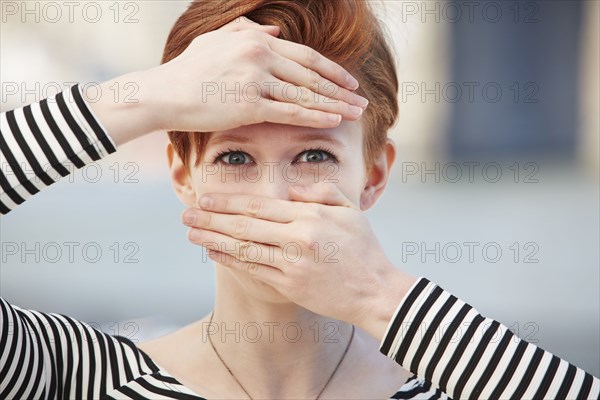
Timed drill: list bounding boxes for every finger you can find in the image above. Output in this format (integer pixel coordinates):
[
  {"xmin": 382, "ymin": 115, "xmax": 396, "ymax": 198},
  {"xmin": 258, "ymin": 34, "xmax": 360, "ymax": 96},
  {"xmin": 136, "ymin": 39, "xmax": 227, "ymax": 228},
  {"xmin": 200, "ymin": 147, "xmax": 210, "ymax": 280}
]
[
  {"xmin": 255, "ymin": 98, "xmax": 342, "ymax": 128},
  {"xmin": 207, "ymin": 249, "xmax": 284, "ymax": 287},
  {"xmin": 221, "ymin": 16, "xmax": 280, "ymax": 36},
  {"xmin": 288, "ymin": 182, "xmax": 357, "ymax": 208},
  {"xmin": 269, "ymin": 53, "xmax": 368, "ymax": 110},
  {"xmin": 261, "ymin": 76, "xmax": 364, "ymax": 121},
  {"xmin": 188, "ymin": 227, "xmax": 288, "ymax": 267},
  {"xmin": 182, "ymin": 207, "xmax": 290, "ymax": 243},
  {"xmin": 253, "ymin": 25, "xmax": 280, "ymax": 37},
  {"xmin": 197, "ymin": 193, "xmax": 302, "ymax": 222},
  {"xmin": 267, "ymin": 36, "xmax": 360, "ymax": 91}
]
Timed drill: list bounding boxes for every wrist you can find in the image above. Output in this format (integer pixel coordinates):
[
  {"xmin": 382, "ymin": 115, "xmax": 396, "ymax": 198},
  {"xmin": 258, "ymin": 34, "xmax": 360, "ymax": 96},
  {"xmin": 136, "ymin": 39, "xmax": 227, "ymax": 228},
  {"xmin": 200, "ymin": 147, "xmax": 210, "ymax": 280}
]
[
  {"xmin": 359, "ymin": 268, "xmax": 418, "ymax": 343},
  {"xmin": 83, "ymin": 70, "xmax": 159, "ymax": 146}
]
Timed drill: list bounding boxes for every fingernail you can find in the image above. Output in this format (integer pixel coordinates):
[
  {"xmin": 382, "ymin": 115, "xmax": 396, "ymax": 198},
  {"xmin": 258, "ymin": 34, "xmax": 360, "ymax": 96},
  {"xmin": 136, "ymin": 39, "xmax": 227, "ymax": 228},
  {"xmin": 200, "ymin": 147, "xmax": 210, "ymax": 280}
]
[
  {"xmin": 328, "ymin": 114, "xmax": 341, "ymax": 123},
  {"xmin": 183, "ymin": 210, "xmax": 195, "ymax": 225},
  {"xmin": 346, "ymin": 74, "xmax": 359, "ymax": 89},
  {"xmin": 356, "ymin": 96, "xmax": 369, "ymax": 108},
  {"xmin": 189, "ymin": 229, "xmax": 201, "ymax": 241},
  {"xmin": 349, "ymin": 105, "xmax": 363, "ymax": 117},
  {"xmin": 199, "ymin": 196, "xmax": 213, "ymax": 209}
]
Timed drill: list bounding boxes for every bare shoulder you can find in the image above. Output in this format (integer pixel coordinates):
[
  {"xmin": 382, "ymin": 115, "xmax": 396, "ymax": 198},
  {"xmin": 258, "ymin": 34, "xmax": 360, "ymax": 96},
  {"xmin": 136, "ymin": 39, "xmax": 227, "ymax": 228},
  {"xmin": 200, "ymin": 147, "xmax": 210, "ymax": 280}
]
[{"xmin": 135, "ymin": 318, "xmax": 227, "ymax": 398}]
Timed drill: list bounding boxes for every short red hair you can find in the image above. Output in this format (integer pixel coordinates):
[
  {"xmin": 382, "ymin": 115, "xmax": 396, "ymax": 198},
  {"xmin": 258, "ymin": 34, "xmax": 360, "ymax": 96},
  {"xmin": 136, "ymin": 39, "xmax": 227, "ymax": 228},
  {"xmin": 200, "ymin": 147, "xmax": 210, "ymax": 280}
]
[{"xmin": 162, "ymin": 0, "xmax": 399, "ymax": 171}]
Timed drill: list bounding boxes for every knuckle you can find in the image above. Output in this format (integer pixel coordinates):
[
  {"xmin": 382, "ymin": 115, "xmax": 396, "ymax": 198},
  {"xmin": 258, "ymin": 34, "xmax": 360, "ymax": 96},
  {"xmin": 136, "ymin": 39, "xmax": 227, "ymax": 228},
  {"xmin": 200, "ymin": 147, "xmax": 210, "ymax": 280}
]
[
  {"xmin": 233, "ymin": 217, "xmax": 249, "ymax": 236},
  {"xmin": 302, "ymin": 45, "xmax": 318, "ymax": 66},
  {"xmin": 305, "ymin": 67, "xmax": 320, "ymax": 88},
  {"xmin": 298, "ymin": 87, "xmax": 313, "ymax": 106},
  {"xmin": 203, "ymin": 211, "xmax": 212, "ymax": 228},
  {"xmin": 246, "ymin": 262, "xmax": 260, "ymax": 275},
  {"xmin": 285, "ymin": 102, "xmax": 300, "ymax": 119},
  {"xmin": 239, "ymin": 241, "xmax": 250, "ymax": 260},
  {"xmin": 246, "ymin": 197, "xmax": 263, "ymax": 217},
  {"xmin": 243, "ymin": 41, "xmax": 269, "ymax": 60},
  {"xmin": 296, "ymin": 229, "xmax": 315, "ymax": 248}
]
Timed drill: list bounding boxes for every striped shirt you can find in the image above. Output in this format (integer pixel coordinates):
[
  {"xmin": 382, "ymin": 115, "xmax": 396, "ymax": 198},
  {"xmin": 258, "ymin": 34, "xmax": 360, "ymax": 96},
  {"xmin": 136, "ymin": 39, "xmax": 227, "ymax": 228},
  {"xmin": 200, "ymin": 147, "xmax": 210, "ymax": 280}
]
[{"xmin": 1, "ymin": 84, "xmax": 598, "ymax": 399}]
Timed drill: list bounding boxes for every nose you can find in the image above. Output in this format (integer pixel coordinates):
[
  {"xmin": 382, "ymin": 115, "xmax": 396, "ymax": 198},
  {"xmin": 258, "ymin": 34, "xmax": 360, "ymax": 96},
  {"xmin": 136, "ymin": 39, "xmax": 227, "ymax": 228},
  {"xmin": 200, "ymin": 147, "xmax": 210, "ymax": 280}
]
[
  {"xmin": 252, "ymin": 163, "xmax": 294, "ymax": 201},
  {"xmin": 240, "ymin": 162, "xmax": 320, "ymax": 201}
]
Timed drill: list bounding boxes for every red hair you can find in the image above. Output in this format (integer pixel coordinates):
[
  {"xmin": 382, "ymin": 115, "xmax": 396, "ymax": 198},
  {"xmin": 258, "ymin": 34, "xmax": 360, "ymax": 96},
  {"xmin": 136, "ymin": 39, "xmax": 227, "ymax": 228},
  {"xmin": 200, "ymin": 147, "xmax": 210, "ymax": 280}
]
[{"xmin": 162, "ymin": 0, "xmax": 399, "ymax": 171}]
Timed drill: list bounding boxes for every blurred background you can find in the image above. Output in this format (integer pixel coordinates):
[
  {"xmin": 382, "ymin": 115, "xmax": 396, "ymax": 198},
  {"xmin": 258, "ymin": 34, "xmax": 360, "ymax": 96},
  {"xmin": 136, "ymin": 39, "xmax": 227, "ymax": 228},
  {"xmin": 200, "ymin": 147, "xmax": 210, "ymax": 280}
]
[{"xmin": 1, "ymin": 0, "xmax": 598, "ymax": 376}]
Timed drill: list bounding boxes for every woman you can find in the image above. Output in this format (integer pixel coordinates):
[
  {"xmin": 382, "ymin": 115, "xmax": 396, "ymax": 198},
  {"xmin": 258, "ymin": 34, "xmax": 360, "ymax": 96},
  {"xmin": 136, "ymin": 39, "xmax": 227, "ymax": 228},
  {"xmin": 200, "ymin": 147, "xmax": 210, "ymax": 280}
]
[{"xmin": 1, "ymin": 1, "xmax": 598, "ymax": 399}]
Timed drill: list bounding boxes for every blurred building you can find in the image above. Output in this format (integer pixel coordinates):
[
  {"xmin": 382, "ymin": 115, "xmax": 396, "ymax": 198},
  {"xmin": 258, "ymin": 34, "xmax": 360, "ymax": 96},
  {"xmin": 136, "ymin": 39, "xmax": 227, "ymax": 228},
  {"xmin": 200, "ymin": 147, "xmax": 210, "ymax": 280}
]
[{"xmin": 1, "ymin": 0, "xmax": 598, "ymax": 375}]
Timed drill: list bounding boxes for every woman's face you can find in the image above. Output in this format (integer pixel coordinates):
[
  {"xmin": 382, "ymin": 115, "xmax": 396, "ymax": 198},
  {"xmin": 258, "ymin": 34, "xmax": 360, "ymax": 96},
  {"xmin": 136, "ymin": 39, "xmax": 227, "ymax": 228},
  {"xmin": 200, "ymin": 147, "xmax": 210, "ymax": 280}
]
[{"xmin": 168, "ymin": 119, "xmax": 395, "ymax": 302}]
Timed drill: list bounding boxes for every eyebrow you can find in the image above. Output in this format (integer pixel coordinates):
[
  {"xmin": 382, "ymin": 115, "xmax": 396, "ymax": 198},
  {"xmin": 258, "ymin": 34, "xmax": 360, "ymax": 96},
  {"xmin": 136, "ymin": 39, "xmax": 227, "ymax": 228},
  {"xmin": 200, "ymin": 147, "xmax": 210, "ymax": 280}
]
[{"xmin": 208, "ymin": 132, "xmax": 347, "ymax": 148}]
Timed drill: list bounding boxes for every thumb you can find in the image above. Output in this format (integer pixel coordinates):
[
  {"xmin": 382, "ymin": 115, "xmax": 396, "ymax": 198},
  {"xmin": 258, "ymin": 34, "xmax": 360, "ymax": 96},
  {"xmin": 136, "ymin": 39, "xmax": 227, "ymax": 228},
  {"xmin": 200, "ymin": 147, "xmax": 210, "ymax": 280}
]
[{"xmin": 288, "ymin": 183, "xmax": 356, "ymax": 208}]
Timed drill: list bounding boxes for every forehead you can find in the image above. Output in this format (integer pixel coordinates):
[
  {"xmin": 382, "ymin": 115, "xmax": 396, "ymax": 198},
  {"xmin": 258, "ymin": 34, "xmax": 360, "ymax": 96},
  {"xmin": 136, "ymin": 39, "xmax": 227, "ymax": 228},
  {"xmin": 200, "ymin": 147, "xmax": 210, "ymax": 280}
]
[{"xmin": 206, "ymin": 120, "xmax": 364, "ymax": 147}]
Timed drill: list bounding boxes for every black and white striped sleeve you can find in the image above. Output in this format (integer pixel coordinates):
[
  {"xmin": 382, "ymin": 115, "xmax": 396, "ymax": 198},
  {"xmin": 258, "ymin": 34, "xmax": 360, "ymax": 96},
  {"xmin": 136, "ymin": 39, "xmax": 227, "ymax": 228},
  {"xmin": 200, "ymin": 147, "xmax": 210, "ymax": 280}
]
[
  {"xmin": 0, "ymin": 297, "xmax": 159, "ymax": 399},
  {"xmin": 380, "ymin": 277, "xmax": 600, "ymax": 400},
  {"xmin": 0, "ymin": 84, "xmax": 117, "ymax": 215}
]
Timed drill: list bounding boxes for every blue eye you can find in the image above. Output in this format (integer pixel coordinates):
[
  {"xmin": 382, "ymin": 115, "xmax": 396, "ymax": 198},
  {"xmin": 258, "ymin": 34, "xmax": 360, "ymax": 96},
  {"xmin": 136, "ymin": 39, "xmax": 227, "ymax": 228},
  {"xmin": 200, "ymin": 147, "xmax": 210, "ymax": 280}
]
[
  {"xmin": 296, "ymin": 149, "xmax": 334, "ymax": 163},
  {"xmin": 212, "ymin": 147, "xmax": 338, "ymax": 165},
  {"xmin": 215, "ymin": 151, "xmax": 251, "ymax": 165}
]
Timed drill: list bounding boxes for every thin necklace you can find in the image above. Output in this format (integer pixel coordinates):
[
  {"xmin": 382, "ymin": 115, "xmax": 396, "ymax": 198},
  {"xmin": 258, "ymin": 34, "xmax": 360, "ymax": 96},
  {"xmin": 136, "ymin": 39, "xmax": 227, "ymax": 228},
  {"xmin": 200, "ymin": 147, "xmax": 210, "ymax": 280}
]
[{"xmin": 206, "ymin": 311, "xmax": 355, "ymax": 400}]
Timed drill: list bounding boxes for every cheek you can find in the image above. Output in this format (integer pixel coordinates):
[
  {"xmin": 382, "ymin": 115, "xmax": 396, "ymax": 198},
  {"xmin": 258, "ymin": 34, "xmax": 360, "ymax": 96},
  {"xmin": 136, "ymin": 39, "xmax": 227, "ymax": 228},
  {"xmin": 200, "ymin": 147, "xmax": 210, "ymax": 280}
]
[
  {"xmin": 286, "ymin": 163, "xmax": 337, "ymax": 184},
  {"xmin": 189, "ymin": 164, "xmax": 263, "ymax": 193},
  {"xmin": 305, "ymin": 162, "xmax": 365, "ymax": 206},
  {"xmin": 340, "ymin": 162, "xmax": 368, "ymax": 207}
]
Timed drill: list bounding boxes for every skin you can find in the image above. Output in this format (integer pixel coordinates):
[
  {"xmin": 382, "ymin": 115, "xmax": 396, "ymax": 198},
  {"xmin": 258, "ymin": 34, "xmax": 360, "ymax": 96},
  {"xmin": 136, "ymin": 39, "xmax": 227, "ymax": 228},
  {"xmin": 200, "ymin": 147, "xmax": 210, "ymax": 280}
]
[
  {"xmin": 85, "ymin": 17, "xmax": 369, "ymax": 147},
  {"xmin": 84, "ymin": 15, "xmax": 418, "ymax": 399},
  {"xmin": 85, "ymin": 15, "xmax": 417, "ymax": 344},
  {"xmin": 138, "ymin": 120, "xmax": 415, "ymax": 398},
  {"xmin": 175, "ymin": 125, "xmax": 418, "ymax": 343}
]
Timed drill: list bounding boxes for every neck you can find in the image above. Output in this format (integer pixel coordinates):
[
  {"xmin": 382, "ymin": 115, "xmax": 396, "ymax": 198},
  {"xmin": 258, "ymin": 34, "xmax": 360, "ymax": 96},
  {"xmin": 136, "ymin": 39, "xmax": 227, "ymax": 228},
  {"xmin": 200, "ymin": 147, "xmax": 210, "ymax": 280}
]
[{"xmin": 203, "ymin": 266, "xmax": 355, "ymax": 398}]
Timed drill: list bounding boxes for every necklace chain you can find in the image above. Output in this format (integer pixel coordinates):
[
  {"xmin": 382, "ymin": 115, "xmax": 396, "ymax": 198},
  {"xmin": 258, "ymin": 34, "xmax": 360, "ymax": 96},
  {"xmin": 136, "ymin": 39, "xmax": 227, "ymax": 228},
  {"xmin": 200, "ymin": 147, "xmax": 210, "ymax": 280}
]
[{"xmin": 206, "ymin": 312, "xmax": 355, "ymax": 400}]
